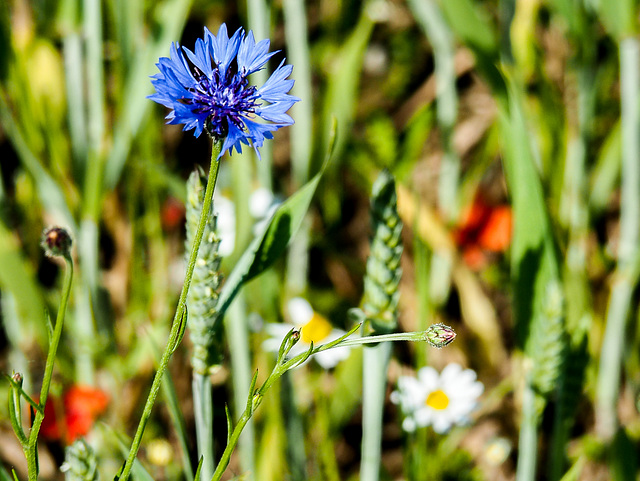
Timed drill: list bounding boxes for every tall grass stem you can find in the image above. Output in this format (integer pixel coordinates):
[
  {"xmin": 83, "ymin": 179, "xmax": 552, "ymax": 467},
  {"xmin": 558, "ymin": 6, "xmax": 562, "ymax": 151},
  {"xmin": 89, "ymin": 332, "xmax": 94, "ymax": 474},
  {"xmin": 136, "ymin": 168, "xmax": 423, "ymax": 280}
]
[
  {"xmin": 595, "ymin": 38, "xmax": 640, "ymax": 440},
  {"xmin": 193, "ymin": 372, "xmax": 214, "ymax": 480},
  {"xmin": 360, "ymin": 343, "xmax": 392, "ymax": 481}
]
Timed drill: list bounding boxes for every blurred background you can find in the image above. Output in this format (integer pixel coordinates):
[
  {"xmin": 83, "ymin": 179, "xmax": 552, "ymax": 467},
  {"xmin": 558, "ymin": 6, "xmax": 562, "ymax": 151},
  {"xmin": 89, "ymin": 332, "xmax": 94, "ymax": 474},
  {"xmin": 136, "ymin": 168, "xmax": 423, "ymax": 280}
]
[{"xmin": 1, "ymin": 0, "xmax": 639, "ymax": 479}]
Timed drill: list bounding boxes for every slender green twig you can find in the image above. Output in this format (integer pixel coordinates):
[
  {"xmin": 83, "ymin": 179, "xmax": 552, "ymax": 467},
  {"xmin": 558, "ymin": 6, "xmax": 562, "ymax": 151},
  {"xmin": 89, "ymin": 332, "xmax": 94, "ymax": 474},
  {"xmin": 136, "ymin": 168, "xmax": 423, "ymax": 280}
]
[
  {"xmin": 25, "ymin": 255, "xmax": 74, "ymax": 481},
  {"xmin": 118, "ymin": 142, "xmax": 222, "ymax": 481}
]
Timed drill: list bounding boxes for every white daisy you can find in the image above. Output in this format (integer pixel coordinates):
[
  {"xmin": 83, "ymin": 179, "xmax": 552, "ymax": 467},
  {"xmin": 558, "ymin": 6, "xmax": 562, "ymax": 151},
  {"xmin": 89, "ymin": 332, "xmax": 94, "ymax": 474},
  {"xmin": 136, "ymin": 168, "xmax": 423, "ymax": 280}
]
[
  {"xmin": 262, "ymin": 297, "xmax": 352, "ymax": 369},
  {"xmin": 390, "ymin": 363, "xmax": 483, "ymax": 433}
]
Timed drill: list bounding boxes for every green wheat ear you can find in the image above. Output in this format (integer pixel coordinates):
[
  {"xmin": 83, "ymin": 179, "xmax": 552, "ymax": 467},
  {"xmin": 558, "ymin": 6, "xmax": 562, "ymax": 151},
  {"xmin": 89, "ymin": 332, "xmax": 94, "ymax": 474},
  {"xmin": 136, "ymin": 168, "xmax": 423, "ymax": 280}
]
[
  {"xmin": 362, "ymin": 170, "xmax": 404, "ymax": 335},
  {"xmin": 529, "ymin": 280, "xmax": 567, "ymax": 411},
  {"xmin": 61, "ymin": 440, "xmax": 98, "ymax": 481},
  {"xmin": 186, "ymin": 167, "xmax": 224, "ymax": 375}
]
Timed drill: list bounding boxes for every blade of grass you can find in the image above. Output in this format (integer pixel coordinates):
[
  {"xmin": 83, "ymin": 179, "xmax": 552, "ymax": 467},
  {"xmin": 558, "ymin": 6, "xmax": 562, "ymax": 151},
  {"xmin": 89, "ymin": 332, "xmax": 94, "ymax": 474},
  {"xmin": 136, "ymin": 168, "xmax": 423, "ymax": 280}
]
[
  {"xmin": 283, "ymin": 0, "xmax": 313, "ymax": 297},
  {"xmin": 103, "ymin": 0, "xmax": 193, "ymax": 190}
]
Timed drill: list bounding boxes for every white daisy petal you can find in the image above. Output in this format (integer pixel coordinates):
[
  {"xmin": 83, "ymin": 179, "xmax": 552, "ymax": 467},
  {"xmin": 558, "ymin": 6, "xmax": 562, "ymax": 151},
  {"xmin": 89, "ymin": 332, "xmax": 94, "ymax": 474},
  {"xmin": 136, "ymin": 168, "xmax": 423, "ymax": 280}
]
[
  {"xmin": 392, "ymin": 363, "xmax": 483, "ymax": 433},
  {"xmin": 287, "ymin": 297, "xmax": 314, "ymax": 324}
]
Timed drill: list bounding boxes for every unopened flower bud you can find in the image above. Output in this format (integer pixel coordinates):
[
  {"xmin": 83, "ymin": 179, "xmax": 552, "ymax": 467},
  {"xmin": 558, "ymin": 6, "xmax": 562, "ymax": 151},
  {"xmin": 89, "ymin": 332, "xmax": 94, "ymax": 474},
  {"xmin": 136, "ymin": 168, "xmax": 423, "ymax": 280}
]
[
  {"xmin": 41, "ymin": 227, "xmax": 72, "ymax": 258},
  {"xmin": 424, "ymin": 323, "xmax": 456, "ymax": 348},
  {"xmin": 11, "ymin": 371, "xmax": 23, "ymax": 386},
  {"xmin": 291, "ymin": 329, "xmax": 301, "ymax": 342}
]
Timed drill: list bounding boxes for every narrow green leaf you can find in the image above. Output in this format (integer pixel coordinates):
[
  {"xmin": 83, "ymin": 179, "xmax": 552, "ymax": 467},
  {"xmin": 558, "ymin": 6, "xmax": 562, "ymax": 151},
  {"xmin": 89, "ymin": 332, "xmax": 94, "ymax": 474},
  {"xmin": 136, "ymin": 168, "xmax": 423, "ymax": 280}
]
[
  {"xmin": 321, "ymin": 10, "xmax": 374, "ymax": 162},
  {"xmin": 499, "ymin": 75, "xmax": 560, "ymax": 349},
  {"xmin": 438, "ymin": 0, "xmax": 505, "ymax": 99},
  {"xmin": 193, "ymin": 457, "xmax": 204, "ymax": 481},
  {"xmin": 215, "ymin": 149, "xmax": 332, "ymax": 319}
]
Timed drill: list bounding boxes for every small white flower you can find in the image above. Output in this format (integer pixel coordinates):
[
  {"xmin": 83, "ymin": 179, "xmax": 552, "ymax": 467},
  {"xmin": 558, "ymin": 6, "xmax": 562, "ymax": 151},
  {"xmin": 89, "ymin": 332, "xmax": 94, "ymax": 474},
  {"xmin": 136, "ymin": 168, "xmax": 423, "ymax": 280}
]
[
  {"xmin": 390, "ymin": 364, "xmax": 483, "ymax": 433},
  {"xmin": 262, "ymin": 297, "xmax": 352, "ymax": 369}
]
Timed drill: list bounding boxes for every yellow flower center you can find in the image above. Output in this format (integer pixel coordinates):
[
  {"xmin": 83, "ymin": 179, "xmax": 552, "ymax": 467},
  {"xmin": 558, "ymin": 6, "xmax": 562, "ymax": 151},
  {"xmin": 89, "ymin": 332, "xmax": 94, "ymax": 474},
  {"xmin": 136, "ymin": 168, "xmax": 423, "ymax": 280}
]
[
  {"xmin": 301, "ymin": 312, "xmax": 333, "ymax": 344},
  {"xmin": 426, "ymin": 389, "xmax": 449, "ymax": 410}
]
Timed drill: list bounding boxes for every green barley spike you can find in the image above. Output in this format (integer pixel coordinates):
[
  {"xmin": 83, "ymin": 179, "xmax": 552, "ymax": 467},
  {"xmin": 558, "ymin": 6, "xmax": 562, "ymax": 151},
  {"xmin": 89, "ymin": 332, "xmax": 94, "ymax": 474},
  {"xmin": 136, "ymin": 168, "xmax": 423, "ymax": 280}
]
[
  {"xmin": 362, "ymin": 170, "xmax": 403, "ymax": 335},
  {"xmin": 186, "ymin": 167, "xmax": 224, "ymax": 375},
  {"xmin": 61, "ymin": 440, "xmax": 98, "ymax": 481},
  {"xmin": 529, "ymin": 280, "xmax": 567, "ymax": 402}
]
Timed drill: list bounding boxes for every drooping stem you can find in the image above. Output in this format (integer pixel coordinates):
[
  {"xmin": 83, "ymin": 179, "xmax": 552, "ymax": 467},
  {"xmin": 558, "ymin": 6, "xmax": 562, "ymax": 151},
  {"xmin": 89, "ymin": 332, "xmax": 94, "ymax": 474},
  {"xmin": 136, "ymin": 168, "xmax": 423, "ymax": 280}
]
[
  {"xmin": 26, "ymin": 255, "xmax": 74, "ymax": 480},
  {"xmin": 118, "ymin": 142, "xmax": 222, "ymax": 481}
]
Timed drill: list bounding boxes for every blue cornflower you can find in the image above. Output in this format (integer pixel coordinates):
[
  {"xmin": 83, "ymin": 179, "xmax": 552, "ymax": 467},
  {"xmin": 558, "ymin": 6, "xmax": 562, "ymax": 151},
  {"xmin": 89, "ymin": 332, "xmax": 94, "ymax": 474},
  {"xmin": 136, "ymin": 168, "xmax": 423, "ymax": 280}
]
[{"xmin": 149, "ymin": 24, "xmax": 299, "ymax": 159}]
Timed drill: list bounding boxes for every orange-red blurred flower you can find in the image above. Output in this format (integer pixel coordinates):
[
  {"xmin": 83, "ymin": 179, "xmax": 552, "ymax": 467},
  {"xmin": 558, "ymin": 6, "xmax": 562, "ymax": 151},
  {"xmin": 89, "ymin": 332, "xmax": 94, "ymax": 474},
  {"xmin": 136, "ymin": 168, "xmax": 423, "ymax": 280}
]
[
  {"xmin": 39, "ymin": 386, "xmax": 109, "ymax": 444},
  {"xmin": 161, "ymin": 196, "xmax": 186, "ymax": 232},
  {"xmin": 454, "ymin": 197, "xmax": 512, "ymax": 270}
]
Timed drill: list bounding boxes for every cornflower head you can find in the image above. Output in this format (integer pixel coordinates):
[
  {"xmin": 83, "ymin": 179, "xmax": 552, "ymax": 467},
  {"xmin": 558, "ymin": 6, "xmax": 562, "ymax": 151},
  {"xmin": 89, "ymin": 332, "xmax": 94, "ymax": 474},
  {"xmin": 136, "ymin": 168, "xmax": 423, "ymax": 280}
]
[{"xmin": 149, "ymin": 24, "xmax": 299, "ymax": 159}]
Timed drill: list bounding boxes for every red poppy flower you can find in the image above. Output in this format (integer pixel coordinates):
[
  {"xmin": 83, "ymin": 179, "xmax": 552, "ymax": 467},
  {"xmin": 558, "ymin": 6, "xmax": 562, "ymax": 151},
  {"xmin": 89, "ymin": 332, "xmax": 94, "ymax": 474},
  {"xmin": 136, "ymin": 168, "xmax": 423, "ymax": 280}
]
[
  {"xmin": 39, "ymin": 385, "xmax": 109, "ymax": 444},
  {"xmin": 454, "ymin": 196, "xmax": 512, "ymax": 270}
]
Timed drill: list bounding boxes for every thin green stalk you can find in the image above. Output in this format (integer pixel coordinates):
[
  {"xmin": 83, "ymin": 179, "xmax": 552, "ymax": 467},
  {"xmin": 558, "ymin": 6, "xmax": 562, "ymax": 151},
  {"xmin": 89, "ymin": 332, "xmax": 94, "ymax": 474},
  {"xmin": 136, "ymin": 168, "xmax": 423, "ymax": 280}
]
[
  {"xmin": 211, "ymin": 322, "xmax": 448, "ymax": 480},
  {"xmin": 595, "ymin": 37, "xmax": 640, "ymax": 440},
  {"xmin": 193, "ymin": 372, "xmax": 214, "ymax": 480},
  {"xmin": 211, "ymin": 323, "xmax": 361, "ymax": 481},
  {"xmin": 118, "ymin": 142, "xmax": 222, "ymax": 481},
  {"xmin": 62, "ymin": 32, "xmax": 87, "ymax": 166},
  {"xmin": 283, "ymin": 0, "xmax": 313, "ymax": 297},
  {"xmin": 25, "ymin": 256, "xmax": 74, "ymax": 481},
  {"xmin": 515, "ymin": 378, "xmax": 539, "ymax": 481},
  {"xmin": 76, "ymin": 0, "xmax": 107, "ymax": 386},
  {"xmin": 224, "ymin": 294, "xmax": 255, "ymax": 477},
  {"xmin": 360, "ymin": 343, "xmax": 392, "ymax": 481}
]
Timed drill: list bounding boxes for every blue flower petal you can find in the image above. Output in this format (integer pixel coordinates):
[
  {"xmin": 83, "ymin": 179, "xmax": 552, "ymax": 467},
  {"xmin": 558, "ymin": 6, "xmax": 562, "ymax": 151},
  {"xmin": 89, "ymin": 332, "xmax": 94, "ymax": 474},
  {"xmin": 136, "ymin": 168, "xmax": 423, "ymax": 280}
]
[{"xmin": 149, "ymin": 23, "xmax": 299, "ymax": 159}]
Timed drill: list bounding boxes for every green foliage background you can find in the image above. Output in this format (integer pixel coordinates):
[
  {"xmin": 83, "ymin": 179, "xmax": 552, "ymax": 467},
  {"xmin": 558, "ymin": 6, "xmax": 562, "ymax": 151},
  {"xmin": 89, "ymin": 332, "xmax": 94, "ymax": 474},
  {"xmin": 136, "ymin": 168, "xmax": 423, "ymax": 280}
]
[{"xmin": 1, "ymin": 0, "xmax": 640, "ymax": 479}]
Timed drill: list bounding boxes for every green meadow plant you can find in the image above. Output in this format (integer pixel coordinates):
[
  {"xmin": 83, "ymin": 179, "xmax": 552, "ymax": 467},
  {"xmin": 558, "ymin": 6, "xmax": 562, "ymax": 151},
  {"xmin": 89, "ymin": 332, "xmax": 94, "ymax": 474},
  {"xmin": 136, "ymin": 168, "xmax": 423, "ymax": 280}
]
[{"xmin": 2, "ymin": 1, "xmax": 640, "ymax": 480}]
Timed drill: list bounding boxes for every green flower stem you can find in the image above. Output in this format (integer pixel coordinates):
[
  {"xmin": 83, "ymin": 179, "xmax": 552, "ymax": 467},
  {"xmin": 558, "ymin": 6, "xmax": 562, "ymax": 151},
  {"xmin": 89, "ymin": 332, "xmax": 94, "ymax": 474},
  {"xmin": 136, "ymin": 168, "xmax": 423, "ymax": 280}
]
[
  {"xmin": 211, "ymin": 323, "xmax": 445, "ymax": 480},
  {"xmin": 25, "ymin": 255, "xmax": 74, "ymax": 481},
  {"xmin": 318, "ymin": 330, "xmax": 432, "ymax": 350},
  {"xmin": 119, "ymin": 142, "xmax": 221, "ymax": 481}
]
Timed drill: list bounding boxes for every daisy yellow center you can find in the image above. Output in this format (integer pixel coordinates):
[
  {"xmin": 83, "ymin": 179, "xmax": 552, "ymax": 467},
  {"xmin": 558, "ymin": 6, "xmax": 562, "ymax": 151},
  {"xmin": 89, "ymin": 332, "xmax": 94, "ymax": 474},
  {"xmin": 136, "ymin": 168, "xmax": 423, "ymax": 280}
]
[
  {"xmin": 301, "ymin": 313, "xmax": 333, "ymax": 344},
  {"xmin": 426, "ymin": 389, "xmax": 449, "ymax": 410}
]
